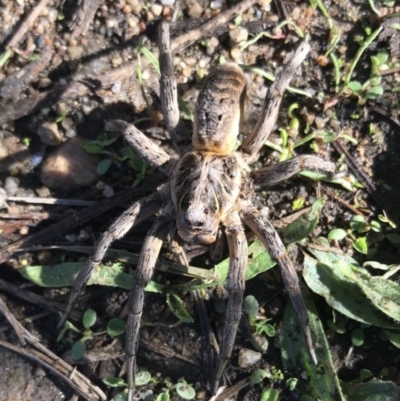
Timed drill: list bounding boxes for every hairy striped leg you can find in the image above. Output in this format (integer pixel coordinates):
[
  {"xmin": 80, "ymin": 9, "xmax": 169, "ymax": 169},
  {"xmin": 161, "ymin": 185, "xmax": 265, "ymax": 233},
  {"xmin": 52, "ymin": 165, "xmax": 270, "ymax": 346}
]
[
  {"xmin": 159, "ymin": 21, "xmax": 190, "ymax": 147},
  {"xmin": 57, "ymin": 188, "xmax": 166, "ymax": 330},
  {"xmin": 241, "ymin": 42, "xmax": 310, "ymax": 163},
  {"xmin": 213, "ymin": 212, "xmax": 248, "ymax": 393},
  {"xmin": 241, "ymin": 205, "xmax": 318, "ymax": 365},
  {"xmin": 252, "ymin": 155, "xmax": 336, "ymax": 186},
  {"xmin": 126, "ymin": 211, "xmax": 174, "ymax": 401}
]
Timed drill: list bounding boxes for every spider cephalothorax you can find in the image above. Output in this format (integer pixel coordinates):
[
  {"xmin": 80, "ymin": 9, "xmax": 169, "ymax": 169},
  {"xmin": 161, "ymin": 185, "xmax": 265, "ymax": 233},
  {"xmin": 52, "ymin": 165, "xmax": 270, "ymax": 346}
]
[
  {"xmin": 172, "ymin": 151, "xmax": 242, "ymax": 244},
  {"xmin": 59, "ymin": 21, "xmax": 336, "ymax": 401}
]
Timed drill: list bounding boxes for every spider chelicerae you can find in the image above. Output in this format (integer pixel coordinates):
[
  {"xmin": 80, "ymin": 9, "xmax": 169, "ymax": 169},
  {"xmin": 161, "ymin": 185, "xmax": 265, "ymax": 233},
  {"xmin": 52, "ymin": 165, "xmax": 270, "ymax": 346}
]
[{"xmin": 59, "ymin": 21, "xmax": 335, "ymax": 400}]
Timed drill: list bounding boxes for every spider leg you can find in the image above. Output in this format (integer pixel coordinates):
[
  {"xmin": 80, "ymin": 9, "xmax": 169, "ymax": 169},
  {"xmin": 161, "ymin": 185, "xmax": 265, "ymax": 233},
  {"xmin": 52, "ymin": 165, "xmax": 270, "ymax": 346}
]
[
  {"xmin": 214, "ymin": 212, "xmax": 248, "ymax": 394},
  {"xmin": 106, "ymin": 120, "xmax": 171, "ymax": 173},
  {"xmin": 241, "ymin": 42, "xmax": 310, "ymax": 163},
  {"xmin": 159, "ymin": 21, "xmax": 191, "ymax": 148},
  {"xmin": 57, "ymin": 187, "xmax": 167, "ymax": 330},
  {"xmin": 253, "ymin": 155, "xmax": 336, "ymax": 186},
  {"xmin": 126, "ymin": 210, "xmax": 174, "ymax": 401},
  {"xmin": 240, "ymin": 205, "xmax": 318, "ymax": 366}
]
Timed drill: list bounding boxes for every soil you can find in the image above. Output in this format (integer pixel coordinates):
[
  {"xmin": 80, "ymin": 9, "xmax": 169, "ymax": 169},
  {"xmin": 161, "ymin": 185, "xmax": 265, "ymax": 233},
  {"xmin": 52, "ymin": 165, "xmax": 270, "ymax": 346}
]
[{"xmin": 0, "ymin": 1, "xmax": 399, "ymax": 401}]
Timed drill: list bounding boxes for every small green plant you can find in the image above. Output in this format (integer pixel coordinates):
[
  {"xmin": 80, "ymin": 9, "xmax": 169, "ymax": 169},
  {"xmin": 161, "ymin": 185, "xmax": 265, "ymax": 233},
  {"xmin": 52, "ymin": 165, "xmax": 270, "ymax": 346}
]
[
  {"xmin": 327, "ymin": 214, "xmax": 400, "ymax": 256},
  {"xmin": 346, "ymin": 49, "xmax": 389, "ymax": 104},
  {"xmin": 104, "ymin": 373, "xmax": 196, "ymax": 401},
  {"xmin": 83, "ymin": 133, "xmax": 148, "ymax": 186},
  {"xmin": 59, "ymin": 308, "xmax": 126, "ymax": 361},
  {"xmin": 244, "ymin": 295, "xmax": 276, "ymax": 352}
]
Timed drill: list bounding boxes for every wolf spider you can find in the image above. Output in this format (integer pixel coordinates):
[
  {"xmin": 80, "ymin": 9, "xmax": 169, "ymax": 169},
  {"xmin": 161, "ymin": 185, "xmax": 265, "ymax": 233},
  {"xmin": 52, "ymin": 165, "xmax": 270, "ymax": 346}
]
[{"xmin": 59, "ymin": 22, "xmax": 335, "ymax": 399}]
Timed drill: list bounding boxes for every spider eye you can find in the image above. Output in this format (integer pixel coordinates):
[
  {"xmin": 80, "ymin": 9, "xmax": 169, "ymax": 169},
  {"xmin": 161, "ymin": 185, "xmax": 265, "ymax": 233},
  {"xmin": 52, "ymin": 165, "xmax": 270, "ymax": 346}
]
[{"xmin": 204, "ymin": 208, "xmax": 208, "ymax": 215}]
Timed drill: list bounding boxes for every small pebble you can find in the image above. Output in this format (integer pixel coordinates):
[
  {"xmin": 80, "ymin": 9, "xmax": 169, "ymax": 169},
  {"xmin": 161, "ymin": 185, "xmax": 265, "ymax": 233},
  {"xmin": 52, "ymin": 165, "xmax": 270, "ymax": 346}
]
[
  {"xmin": 4, "ymin": 176, "xmax": 20, "ymax": 196},
  {"xmin": 210, "ymin": 0, "xmax": 222, "ymax": 9},
  {"xmin": 187, "ymin": 0, "xmax": 203, "ymax": 18},
  {"xmin": 103, "ymin": 185, "xmax": 114, "ymax": 198},
  {"xmin": 238, "ymin": 348, "xmax": 262, "ymax": 368},
  {"xmin": 37, "ymin": 121, "xmax": 62, "ymax": 146},
  {"xmin": 67, "ymin": 46, "xmax": 84, "ymax": 60},
  {"xmin": 19, "ymin": 226, "xmax": 29, "ymax": 235},
  {"xmin": 229, "ymin": 27, "xmax": 249, "ymax": 43},
  {"xmin": 160, "ymin": 0, "xmax": 175, "ymax": 5},
  {"xmin": 151, "ymin": 3, "xmax": 163, "ymax": 16},
  {"xmin": 111, "ymin": 81, "xmax": 122, "ymax": 94},
  {"xmin": 78, "ymin": 229, "xmax": 91, "ymax": 242},
  {"xmin": 65, "ymin": 234, "xmax": 78, "ymax": 243}
]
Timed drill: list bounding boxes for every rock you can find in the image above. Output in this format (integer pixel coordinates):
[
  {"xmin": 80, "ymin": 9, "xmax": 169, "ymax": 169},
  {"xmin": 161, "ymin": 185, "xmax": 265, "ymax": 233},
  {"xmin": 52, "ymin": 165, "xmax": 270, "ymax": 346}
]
[
  {"xmin": 229, "ymin": 27, "xmax": 249, "ymax": 44},
  {"xmin": 151, "ymin": 3, "xmax": 163, "ymax": 16},
  {"xmin": 4, "ymin": 176, "xmax": 20, "ymax": 196},
  {"xmin": 160, "ymin": 0, "xmax": 175, "ymax": 5},
  {"xmin": 238, "ymin": 348, "xmax": 262, "ymax": 368},
  {"xmin": 37, "ymin": 121, "xmax": 62, "ymax": 145},
  {"xmin": 0, "ymin": 135, "xmax": 33, "ymax": 174},
  {"xmin": 40, "ymin": 137, "xmax": 99, "ymax": 190},
  {"xmin": 186, "ymin": 0, "xmax": 203, "ymax": 18}
]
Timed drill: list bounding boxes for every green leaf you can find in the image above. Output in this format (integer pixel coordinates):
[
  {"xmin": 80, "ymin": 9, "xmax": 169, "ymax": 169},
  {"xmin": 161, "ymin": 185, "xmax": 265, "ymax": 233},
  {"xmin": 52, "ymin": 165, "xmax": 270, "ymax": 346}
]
[
  {"xmin": 20, "ymin": 262, "xmax": 140, "ymax": 290},
  {"xmin": 135, "ymin": 371, "xmax": 151, "ymax": 386},
  {"xmin": 244, "ymin": 295, "xmax": 259, "ymax": 320},
  {"xmin": 83, "ymin": 142, "xmax": 103, "ymax": 154},
  {"xmin": 71, "ymin": 341, "xmax": 86, "ymax": 360},
  {"xmin": 176, "ymin": 383, "xmax": 196, "ymax": 400},
  {"xmin": 279, "ymin": 198, "xmax": 325, "ymax": 245},
  {"xmin": 341, "ymin": 379, "xmax": 400, "ymax": 401},
  {"xmin": 365, "ymin": 85, "xmax": 384, "ymax": 99},
  {"xmin": 214, "ymin": 239, "xmax": 276, "ymax": 284},
  {"xmin": 384, "ymin": 329, "xmax": 400, "ymax": 349},
  {"xmin": 250, "ymin": 369, "xmax": 269, "ymax": 384},
  {"xmin": 281, "ymin": 284, "xmax": 346, "ymax": 401},
  {"xmin": 350, "ymin": 215, "xmax": 367, "ymax": 233},
  {"xmin": 353, "ymin": 237, "xmax": 368, "ymax": 254},
  {"xmin": 351, "ymin": 328, "xmax": 364, "ymax": 346},
  {"xmin": 347, "ymin": 81, "xmax": 363, "ymax": 95},
  {"xmin": 107, "ymin": 318, "xmax": 126, "ymax": 337},
  {"xmin": 113, "ymin": 392, "xmax": 127, "ymax": 401},
  {"xmin": 328, "ymin": 228, "xmax": 347, "ymax": 241},
  {"xmin": 97, "ymin": 158, "xmax": 113, "ymax": 175},
  {"xmin": 386, "ymin": 233, "xmax": 400, "ymax": 244},
  {"xmin": 260, "ymin": 389, "xmax": 279, "ymax": 401},
  {"xmin": 83, "ymin": 308, "xmax": 97, "ymax": 329},
  {"xmin": 166, "ymin": 292, "xmax": 194, "ymax": 323},
  {"xmin": 103, "ymin": 377, "xmax": 127, "ymax": 387},
  {"xmin": 155, "ymin": 393, "xmax": 170, "ymax": 401},
  {"xmin": 304, "ymin": 246, "xmax": 399, "ymax": 329},
  {"xmin": 286, "ymin": 377, "xmax": 298, "ymax": 391}
]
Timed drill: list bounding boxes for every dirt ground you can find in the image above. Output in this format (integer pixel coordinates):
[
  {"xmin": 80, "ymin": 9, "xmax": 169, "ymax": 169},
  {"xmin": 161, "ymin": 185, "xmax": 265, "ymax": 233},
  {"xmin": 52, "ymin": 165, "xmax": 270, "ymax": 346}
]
[{"xmin": 0, "ymin": 0, "xmax": 399, "ymax": 400}]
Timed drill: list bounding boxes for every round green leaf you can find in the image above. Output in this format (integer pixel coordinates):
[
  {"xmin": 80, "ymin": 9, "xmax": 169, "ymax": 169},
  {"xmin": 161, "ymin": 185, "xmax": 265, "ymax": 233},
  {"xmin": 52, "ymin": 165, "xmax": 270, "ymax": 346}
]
[
  {"xmin": 353, "ymin": 237, "xmax": 368, "ymax": 254},
  {"xmin": 176, "ymin": 383, "xmax": 196, "ymax": 400},
  {"xmin": 244, "ymin": 295, "xmax": 259, "ymax": 319},
  {"xmin": 365, "ymin": 85, "xmax": 384, "ymax": 99},
  {"xmin": 351, "ymin": 328, "xmax": 364, "ymax": 346},
  {"xmin": 113, "ymin": 392, "xmax": 127, "ymax": 401},
  {"xmin": 71, "ymin": 340, "xmax": 86, "ymax": 360},
  {"xmin": 250, "ymin": 369, "xmax": 269, "ymax": 384},
  {"xmin": 83, "ymin": 308, "xmax": 97, "ymax": 329},
  {"xmin": 286, "ymin": 377, "xmax": 298, "ymax": 391},
  {"xmin": 328, "ymin": 229, "xmax": 347, "ymax": 241},
  {"xmin": 135, "ymin": 371, "xmax": 152, "ymax": 386},
  {"xmin": 97, "ymin": 158, "xmax": 113, "ymax": 175},
  {"xmin": 155, "ymin": 393, "xmax": 170, "ymax": 401},
  {"xmin": 386, "ymin": 233, "xmax": 400, "ymax": 244},
  {"xmin": 260, "ymin": 389, "xmax": 279, "ymax": 401},
  {"xmin": 103, "ymin": 377, "xmax": 127, "ymax": 387},
  {"xmin": 107, "ymin": 318, "xmax": 126, "ymax": 337}
]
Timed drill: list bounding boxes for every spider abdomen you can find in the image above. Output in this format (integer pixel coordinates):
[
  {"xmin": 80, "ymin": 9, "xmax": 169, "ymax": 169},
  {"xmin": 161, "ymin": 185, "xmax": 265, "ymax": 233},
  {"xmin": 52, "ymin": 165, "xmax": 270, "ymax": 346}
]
[
  {"xmin": 193, "ymin": 63, "xmax": 246, "ymax": 155},
  {"xmin": 171, "ymin": 151, "xmax": 241, "ymax": 244}
]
